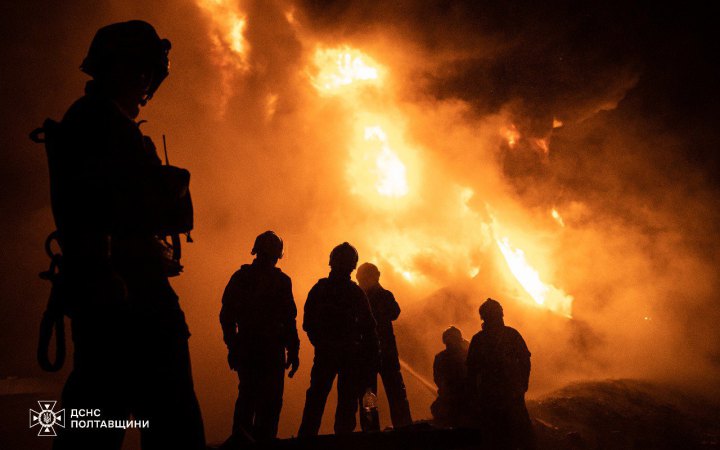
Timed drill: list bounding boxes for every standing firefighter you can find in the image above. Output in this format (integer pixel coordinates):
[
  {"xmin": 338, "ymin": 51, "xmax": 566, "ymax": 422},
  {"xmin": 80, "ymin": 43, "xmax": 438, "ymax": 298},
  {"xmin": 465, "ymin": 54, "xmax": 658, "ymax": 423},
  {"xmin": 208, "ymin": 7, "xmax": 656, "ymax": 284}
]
[
  {"xmin": 431, "ymin": 326, "xmax": 472, "ymax": 428},
  {"xmin": 298, "ymin": 243, "xmax": 379, "ymax": 436},
  {"xmin": 355, "ymin": 262, "xmax": 412, "ymax": 429},
  {"xmin": 467, "ymin": 299, "xmax": 535, "ymax": 450},
  {"xmin": 38, "ymin": 21, "xmax": 205, "ymax": 449},
  {"xmin": 220, "ymin": 231, "xmax": 300, "ymax": 443}
]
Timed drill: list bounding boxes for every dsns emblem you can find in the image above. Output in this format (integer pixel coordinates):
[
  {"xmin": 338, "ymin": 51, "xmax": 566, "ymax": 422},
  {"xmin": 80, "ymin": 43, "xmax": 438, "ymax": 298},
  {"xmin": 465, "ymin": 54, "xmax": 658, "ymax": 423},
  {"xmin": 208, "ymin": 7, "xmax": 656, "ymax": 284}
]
[{"xmin": 29, "ymin": 401, "xmax": 65, "ymax": 437}]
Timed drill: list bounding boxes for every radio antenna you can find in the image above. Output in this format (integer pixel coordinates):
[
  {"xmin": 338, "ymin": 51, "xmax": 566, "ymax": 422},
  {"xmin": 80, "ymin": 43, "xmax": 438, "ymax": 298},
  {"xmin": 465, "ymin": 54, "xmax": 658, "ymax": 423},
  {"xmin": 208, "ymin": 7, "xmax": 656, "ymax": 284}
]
[{"xmin": 162, "ymin": 134, "xmax": 169, "ymax": 166}]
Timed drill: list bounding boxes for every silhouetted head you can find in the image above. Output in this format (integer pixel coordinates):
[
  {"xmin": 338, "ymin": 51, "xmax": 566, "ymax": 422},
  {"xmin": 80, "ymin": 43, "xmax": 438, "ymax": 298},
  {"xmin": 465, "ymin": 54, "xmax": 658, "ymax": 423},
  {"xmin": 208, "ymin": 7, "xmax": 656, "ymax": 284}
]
[
  {"xmin": 81, "ymin": 21, "xmax": 171, "ymax": 114},
  {"xmin": 329, "ymin": 242, "xmax": 359, "ymax": 275},
  {"xmin": 251, "ymin": 231, "xmax": 283, "ymax": 266},
  {"xmin": 479, "ymin": 298, "xmax": 504, "ymax": 326},
  {"xmin": 356, "ymin": 262, "xmax": 380, "ymax": 291},
  {"xmin": 442, "ymin": 326, "xmax": 463, "ymax": 348}
]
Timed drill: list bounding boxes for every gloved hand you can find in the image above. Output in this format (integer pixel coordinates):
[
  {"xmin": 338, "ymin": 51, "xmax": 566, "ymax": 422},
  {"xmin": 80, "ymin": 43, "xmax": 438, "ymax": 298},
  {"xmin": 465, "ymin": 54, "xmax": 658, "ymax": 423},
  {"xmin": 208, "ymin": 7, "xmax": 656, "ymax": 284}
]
[
  {"xmin": 286, "ymin": 351, "xmax": 300, "ymax": 378},
  {"xmin": 227, "ymin": 345, "xmax": 241, "ymax": 372}
]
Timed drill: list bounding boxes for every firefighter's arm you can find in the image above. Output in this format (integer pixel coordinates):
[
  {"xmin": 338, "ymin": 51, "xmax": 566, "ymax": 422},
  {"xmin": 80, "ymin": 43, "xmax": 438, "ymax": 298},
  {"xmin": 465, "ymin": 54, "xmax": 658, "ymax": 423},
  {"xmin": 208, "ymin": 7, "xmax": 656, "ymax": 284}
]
[
  {"xmin": 219, "ymin": 274, "xmax": 240, "ymax": 348},
  {"xmin": 360, "ymin": 290, "xmax": 381, "ymax": 367},
  {"xmin": 284, "ymin": 277, "xmax": 300, "ymax": 378},
  {"xmin": 465, "ymin": 336, "xmax": 481, "ymax": 398},
  {"xmin": 517, "ymin": 333, "xmax": 531, "ymax": 392},
  {"xmin": 302, "ymin": 284, "xmax": 321, "ymax": 346},
  {"xmin": 385, "ymin": 291, "xmax": 401, "ymax": 321},
  {"xmin": 433, "ymin": 354, "xmax": 442, "ymax": 389}
]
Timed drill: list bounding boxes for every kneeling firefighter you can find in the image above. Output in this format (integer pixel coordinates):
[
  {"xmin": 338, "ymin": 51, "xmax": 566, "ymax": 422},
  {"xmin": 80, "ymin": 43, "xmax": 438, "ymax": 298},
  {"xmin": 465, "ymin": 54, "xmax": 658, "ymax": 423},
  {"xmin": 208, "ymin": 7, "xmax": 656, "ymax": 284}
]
[{"xmin": 31, "ymin": 21, "xmax": 204, "ymax": 450}]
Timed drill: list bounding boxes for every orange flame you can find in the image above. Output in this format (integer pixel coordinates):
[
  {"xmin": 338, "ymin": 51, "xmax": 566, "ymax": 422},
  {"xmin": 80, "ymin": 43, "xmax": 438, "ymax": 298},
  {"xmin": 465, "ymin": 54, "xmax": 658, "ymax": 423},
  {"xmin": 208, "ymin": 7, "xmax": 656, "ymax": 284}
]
[
  {"xmin": 502, "ymin": 124, "xmax": 521, "ymax": 148},
  {"xmin": 363, "ymin": 126, "xmax": 409, "ymax": 197},
  {"xmin": 195, "ymin": 0, "xmax": 251, "ymax": 114},
  {"xmin": 311, "ymin": 46, "xmax": 382, "ymax": 94},
  {"xmin": 534, "ymin": 138, "xmax": 550, "ymax": 155},
  {"xmin": 492, "ymin": 217, "xmax": 573, "ymax": 317}
]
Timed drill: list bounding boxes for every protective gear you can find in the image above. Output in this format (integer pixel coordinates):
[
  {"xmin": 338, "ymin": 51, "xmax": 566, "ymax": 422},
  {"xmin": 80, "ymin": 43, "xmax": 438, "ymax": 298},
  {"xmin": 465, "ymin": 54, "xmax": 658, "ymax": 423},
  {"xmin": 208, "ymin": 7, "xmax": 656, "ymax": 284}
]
[
  {"xmin": 356, "ymin": 262, "xmax": 380, "ymax": 282},
  {"xmin": 329, "ymin": 242, "xmax": 359, "ymax": 271},
  {"xmin": 468, "ymin": 300, "xmax": 534, "ymax": 449},
  {"xmin": 220, "ymin": 258, "xmax": 299, "ymax": 441},
  {"xmin": 42, "ymin": 24, "xmax": 204, "ymax": 448},
  {"xmin": 359, "ymin": 281, "xmax": 412, "ymax": 429},
  {"xmin": 298, "ymin": 271, "xmax": 379, "ymax": 436},
  {"xmin": 442, "ymin": 326, "xmax": 463, "ymax": 346},
  {"xmin": 432, "ymin": 330, "xmax": 472, "ymax": 428},
  {"xmin": 81, "ymin": 20, "xmax": 171, "ymax": 104},
  {"xmin": 479, "ymin": 298, "xmax": 504, "ymax": 322},
  {"xmin": 251, "ymin": 230, "xmax": 284, "ymax": 259}
]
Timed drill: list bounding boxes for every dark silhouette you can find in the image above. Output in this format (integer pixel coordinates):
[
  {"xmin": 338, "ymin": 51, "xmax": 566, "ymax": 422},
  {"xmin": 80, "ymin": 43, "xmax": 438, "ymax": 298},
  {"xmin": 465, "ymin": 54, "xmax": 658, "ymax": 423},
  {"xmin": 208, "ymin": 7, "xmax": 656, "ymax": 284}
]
[
  {"xmin": 37, "ymin": 21, "xmax": 204, "ymax": 449},
  {"xmin": 355, "ymin": 262, "xmax": 412, "ymax": 430},
  {"xmin": 298, "ymin": 243, "xmax": 380, "ymax": 436},
  {"xmin": 467, "ymin": 299, "xmax": 535, "ymax": 449},
  {"xmin": 431, "ymin": 326, "xmax": 473, "ymax": 428},
  {"xmin": 220, "ymin": 231, "xmax": 300, "ymax": 443}
]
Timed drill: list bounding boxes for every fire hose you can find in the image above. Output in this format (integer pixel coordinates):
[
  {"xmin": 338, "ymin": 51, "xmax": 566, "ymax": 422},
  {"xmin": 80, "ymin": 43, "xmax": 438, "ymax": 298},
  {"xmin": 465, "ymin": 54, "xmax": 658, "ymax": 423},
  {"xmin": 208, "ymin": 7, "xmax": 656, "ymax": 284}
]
[{"xmin": 399, "ymin": 358, "xmax": 438, "ymax": 398}]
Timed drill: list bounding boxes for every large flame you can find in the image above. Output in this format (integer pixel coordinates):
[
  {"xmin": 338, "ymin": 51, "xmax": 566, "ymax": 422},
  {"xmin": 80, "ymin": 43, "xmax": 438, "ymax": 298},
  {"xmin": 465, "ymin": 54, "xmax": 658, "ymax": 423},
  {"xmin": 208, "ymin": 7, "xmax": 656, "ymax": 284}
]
[
  {"xmin": 493, "ymin": 228, "xmax": 573, "ymax": 317},
  {"xmin": 307, "ymin": 44, "xmax": 573, "ymax": 316},
  {"xmin": 192, "ymin": 11, "xmax": 575, "ymax": 317},
  {"xmin": 364, "ymin": 126, "xmax": 408, "ymax": 197},
  {"xmin": 311, "ymin": 46, "xmax": 382, "ymax": 93},
  {"xmin": 310, "ymin": 46, "xmax": 413, "ymax": 203}
]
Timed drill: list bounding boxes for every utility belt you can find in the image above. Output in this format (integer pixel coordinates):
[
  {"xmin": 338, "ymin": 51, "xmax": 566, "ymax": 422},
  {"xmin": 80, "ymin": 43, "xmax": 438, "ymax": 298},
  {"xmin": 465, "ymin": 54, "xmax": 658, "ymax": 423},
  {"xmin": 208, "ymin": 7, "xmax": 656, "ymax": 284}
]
[{"xmin": 30, "ymin": 118, "xmax": 194, "ymax": 372}]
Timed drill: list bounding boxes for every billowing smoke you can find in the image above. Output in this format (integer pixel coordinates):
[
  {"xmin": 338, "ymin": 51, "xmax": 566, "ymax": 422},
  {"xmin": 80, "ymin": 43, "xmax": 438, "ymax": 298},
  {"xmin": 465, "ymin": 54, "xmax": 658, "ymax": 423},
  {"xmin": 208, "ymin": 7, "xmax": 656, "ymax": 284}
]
[{"xmin": 1, "ymin": 0, "xmax": 719, "ymax": 443}]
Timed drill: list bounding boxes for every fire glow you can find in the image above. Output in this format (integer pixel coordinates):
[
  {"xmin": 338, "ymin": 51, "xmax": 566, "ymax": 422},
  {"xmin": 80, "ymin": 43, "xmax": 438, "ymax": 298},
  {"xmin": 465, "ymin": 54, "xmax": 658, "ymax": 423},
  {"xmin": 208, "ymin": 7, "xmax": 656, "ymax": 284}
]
[
  {"xmin": 363, "ymin": 126, "xmax": 408, "ymax": 198},
  {"xmin": 495, "ymin": 234, "xmax": 573, "ymax": 317},
  {"xmin": 310, "ymin": 44, "xmax": 573, "ymax": 317},
  {"xmin": 194, "ymin": 3, "xmax": 575, "ymax": 319},
  {"xmin": 312, "ymin": 46, "xmax": 382, "ymax": 93}
]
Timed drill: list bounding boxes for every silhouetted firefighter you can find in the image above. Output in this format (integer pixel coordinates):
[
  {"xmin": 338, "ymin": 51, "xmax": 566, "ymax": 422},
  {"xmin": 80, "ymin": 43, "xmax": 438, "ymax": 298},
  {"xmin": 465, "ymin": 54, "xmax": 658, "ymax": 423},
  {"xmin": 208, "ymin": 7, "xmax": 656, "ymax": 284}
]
[
  {"xmin": 356, "ymin": 262, "xmax": 412, "ymax": 430},
  {"xmin": 220, "ymin": 231, "xmax": 300, "ymax": 443},
  {"xmin": 431, "ymin": 326, "xmax": 473, "ymax": 428},
  {"xmin": 467, "ymin": 299, "xmax": 535, "ymax": 450},
  {"xmin": 298, "ymin": 243, "xmax": 380, "ymax": 436},
  {"xmin": 32, "ymin": 21, "xmax": 204, "ymax": 450}
]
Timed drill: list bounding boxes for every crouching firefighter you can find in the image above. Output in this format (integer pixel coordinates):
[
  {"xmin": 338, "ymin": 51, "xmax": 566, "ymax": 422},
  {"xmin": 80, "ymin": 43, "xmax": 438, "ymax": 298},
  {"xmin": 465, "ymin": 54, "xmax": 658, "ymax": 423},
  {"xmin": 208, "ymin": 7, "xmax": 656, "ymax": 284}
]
[
  {"xmin": 30, "ymin": 21, "xmax": 205, "ymax": 450},
  {"xmin": 220, "ymin": 231, "xmax": 300, "ymax": 443}
]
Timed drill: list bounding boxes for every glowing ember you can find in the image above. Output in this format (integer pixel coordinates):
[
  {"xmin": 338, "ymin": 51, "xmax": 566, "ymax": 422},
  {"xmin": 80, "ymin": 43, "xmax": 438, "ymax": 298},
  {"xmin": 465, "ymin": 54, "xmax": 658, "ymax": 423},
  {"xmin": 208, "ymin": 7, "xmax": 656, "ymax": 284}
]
[
  {"xmin": 534, "ymin": 138, "xmax": 549, "ymax": 155},
  {"xmin": 364, "ymin": 126, "xmax": 408, "ymax": 197},
  {"xmin": 551, "ymin": 208, "xmax": 565, "ymax": 227},
  {"xmin": 284, "ymin": 8, "xmax": 297, "ymax": 25},
  {"xmin": 312, "ymin": 46, "xmax": 381, "ymax": 93},
  {"xmin": 229, "ymin": 18, "xmax": 247, "ymax": 54},
  {"xmin": 503, "ymin": 124, "xmax": 521, "ymax": 148},
  {"xmin": 494, "ymin": 233, "xmax": 573, "ymax": 317},
  {"xmin": 553, "ymin": 117, "xmax": 564, "ymax": 128},
  {"xmin": 264, "ymin": 93, "xmax": 279, "ymax": 121}
]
